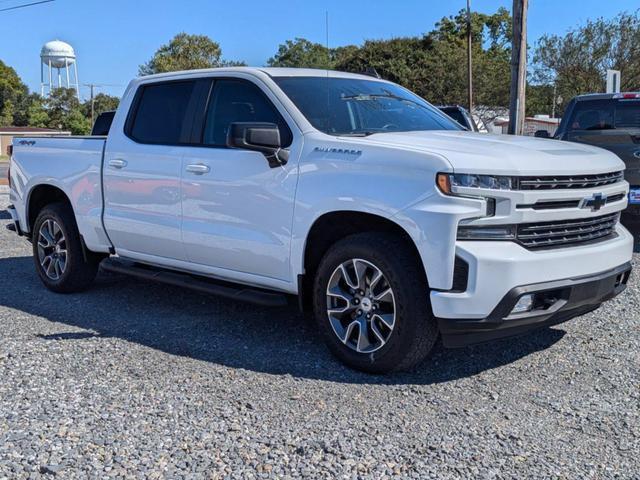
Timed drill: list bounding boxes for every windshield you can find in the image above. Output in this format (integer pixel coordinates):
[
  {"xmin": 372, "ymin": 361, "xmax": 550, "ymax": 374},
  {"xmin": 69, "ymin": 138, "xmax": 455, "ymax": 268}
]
[
  {"xmin": 569, "ymin": 99, "xmax": 640, "ymax": 131},
  {"xmin": 273, "ymin": 76, "xmax": 462, "ymax": 136}
]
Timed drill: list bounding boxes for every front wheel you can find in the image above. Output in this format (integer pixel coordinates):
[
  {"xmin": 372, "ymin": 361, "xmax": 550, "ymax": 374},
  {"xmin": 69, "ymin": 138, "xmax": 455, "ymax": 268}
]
[
  {"xmin": 313, "ymin": 232, "xmax": 438, "ymax": 374},
  {"xmin": 32, "ymin": 203, "xmax": 101, "ymax": 293}
]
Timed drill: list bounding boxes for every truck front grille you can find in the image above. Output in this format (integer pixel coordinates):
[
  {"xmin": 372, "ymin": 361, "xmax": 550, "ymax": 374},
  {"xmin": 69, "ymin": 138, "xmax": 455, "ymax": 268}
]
[
  {"xmin": 517, "ymin": 171, "xmax": 624, "ymax": 190},
  {"xmin": 517, "ymin": 213, "xmax": 619, "ymax": 249}
]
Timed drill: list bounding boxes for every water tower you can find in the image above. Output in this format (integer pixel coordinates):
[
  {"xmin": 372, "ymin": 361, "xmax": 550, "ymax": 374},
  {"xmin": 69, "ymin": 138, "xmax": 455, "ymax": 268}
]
[{"xmin": 40, "ymin": 40, "xmax": 80, "ymax": 99}]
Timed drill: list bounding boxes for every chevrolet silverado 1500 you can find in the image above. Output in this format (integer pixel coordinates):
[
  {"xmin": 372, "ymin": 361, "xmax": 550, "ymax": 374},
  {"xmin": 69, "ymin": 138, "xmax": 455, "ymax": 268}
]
[{"xmin": 6, "ymin": 68, "xmax": 634, "ymax": 373}]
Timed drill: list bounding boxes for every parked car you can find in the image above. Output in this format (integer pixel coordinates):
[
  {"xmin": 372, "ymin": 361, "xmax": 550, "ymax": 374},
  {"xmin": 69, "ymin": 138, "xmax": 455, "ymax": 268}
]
[
  {"xmin": 437, "ymin": 105, "xmax": 487, "ymax": 132},
  {"xmin": 554, "ymin": 92, "xmax": 640, "ymax": 215},
  {"xmin": 6, "ymin": 68, "xmax": 633, "ymax": 373}
]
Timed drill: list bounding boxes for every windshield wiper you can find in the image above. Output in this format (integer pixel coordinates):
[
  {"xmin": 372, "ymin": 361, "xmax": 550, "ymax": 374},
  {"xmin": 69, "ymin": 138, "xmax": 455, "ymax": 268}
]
[
  {"xmin": 342, "ymin": 93, "xmax": 428, "ymax": 109},
  {"xmin": 336, "ymin": 131, "xmax": 378, "ymax": 137}
]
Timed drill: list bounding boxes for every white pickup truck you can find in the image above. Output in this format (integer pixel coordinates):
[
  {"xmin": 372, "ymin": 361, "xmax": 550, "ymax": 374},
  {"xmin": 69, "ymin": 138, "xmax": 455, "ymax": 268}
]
[{"xmin": 6, "ymin": 67, "xmax": 633, "ymax": 373}]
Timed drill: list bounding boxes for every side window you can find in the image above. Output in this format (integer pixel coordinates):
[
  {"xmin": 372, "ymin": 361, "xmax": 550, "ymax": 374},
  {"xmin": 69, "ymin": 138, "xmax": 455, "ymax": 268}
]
[
  {"xmin": 128, "ymin": 81, "xmax": 196, "ymax": 144},
  {"xmin": 202, "ymin": 79, "xmax": 292, "ymax": 147},
  {"xmin": 569, "ymin": 100, "xmax": 614, "ymax": 131}
]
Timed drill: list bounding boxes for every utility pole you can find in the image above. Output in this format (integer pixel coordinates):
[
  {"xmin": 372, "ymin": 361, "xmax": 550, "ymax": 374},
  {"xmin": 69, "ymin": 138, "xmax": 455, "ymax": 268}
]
[
  {"xmin": 508, "ymin": 0, "xmax": 528, "ymax": 135},
  {"xmin": 87, "ymin": 83, "xmax": 96, "ymax": 126},
  {"xmin": 83, "ymin": 83, "xmax": 121, "ymax": 126},
  {"xmin": 466, "ymin": 0, "xmax": 473, "ymax": 114}
]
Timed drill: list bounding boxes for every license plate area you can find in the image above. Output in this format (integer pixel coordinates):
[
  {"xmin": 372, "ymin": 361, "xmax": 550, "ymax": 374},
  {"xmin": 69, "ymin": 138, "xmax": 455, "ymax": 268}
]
[{"xmin": 629, "ymin": 188, "xmax": 640, "ymax": 204}]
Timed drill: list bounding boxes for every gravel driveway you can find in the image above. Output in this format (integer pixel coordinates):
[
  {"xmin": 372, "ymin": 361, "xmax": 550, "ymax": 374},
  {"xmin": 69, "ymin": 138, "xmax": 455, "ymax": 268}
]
[{"xmin": 0, "ymin": 186, "xmax": 639, "ymax": 479}]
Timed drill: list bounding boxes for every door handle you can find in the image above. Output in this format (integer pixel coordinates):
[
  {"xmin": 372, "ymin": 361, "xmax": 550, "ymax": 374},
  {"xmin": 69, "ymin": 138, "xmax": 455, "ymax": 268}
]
[
  {"xmin": 186, "ymin": 163, "xmax": 211, "ymax": 175},
  {"xmin": 108, "ymin": 159, "xmax": 128, "ymax": 169}
]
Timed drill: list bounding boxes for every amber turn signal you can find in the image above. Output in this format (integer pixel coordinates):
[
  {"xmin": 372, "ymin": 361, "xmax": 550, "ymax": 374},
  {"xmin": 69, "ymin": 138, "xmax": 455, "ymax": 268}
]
[{"xmin": 436, "ymin": 173, "xmax": 451, "ymax": 194}]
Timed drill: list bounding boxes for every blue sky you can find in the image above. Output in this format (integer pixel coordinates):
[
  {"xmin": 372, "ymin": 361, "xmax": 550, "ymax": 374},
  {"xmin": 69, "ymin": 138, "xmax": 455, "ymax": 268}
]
[{"xmin": 0, "ymin": 0, "xmax": 636, "ymax": 100}]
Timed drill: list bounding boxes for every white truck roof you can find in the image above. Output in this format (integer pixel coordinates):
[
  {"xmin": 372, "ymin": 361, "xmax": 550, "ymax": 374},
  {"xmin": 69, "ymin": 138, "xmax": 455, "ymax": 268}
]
[{"xmin": 132, "ymin": 66, "xmax": 386, "ymax": 83}]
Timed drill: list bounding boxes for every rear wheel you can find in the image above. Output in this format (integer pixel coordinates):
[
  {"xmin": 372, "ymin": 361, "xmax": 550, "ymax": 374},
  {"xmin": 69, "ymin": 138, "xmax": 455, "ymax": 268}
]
[
  {"xmin": 313, "ymin": 232, "xmax": 438, "ymax": 374},
  {"xmin": 32, "ymin": 203, "xmax": 101, "ymax": 293}
]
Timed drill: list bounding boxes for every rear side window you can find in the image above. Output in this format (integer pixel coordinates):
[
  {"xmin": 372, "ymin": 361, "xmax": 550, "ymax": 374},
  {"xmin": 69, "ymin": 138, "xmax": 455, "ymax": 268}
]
[
  {"xmin": 128, "ymin": 81, "xmax": 196, "ymax": 144},
  {"xmin": 569, "ymin": 99, "xmax": 640, "ymax": 131},
  {"xmin": 202, "ymin": 79, "xmax": 292, "ymax": 147},
  {"xmin": 616, "ymin": 101, "xmax": 640, "ymax": 128}
]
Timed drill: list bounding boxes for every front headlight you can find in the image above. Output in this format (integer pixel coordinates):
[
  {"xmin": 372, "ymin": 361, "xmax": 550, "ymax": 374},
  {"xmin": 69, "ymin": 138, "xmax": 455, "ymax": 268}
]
[{"xmin": 437, "ymin": 173, "xmax": 513, "ymax": 194}]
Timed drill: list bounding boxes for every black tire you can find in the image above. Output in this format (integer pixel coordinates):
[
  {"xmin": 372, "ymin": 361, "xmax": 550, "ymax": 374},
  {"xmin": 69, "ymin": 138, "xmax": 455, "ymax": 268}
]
[
  {"xmin": 313, "ymin": 232, "xmax": 438, "ymax": 374},
  {"xmin": 32, "ymin": 202, "xmax": 101, "ymax": 293}
]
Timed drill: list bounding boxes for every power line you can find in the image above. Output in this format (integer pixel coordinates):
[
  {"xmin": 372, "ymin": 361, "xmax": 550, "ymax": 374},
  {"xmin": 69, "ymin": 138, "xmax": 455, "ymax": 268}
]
[{"xmin": 0, "ymin": 0, "xmax": 55, "ymax": 13}]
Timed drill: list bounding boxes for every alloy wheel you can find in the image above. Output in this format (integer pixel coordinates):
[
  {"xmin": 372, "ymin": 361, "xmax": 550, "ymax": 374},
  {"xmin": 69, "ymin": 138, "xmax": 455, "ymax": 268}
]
[
  {"xmin": 37, "ymin": 219, "xmax": 67, "ymax": 281},
  {"xmin": 326, "ymin": 258, "xmax": 396, "ymax": 353}
]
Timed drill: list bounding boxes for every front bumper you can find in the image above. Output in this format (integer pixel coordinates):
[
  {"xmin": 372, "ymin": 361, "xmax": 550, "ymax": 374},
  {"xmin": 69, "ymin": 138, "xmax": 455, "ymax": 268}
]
[
  {"xmin": 438, "ymin": 262, "xmax": 631, "ymax": 347},
  {"xmin": 431, "ymin": 224, "xmax": 633, "ymax": 318}
]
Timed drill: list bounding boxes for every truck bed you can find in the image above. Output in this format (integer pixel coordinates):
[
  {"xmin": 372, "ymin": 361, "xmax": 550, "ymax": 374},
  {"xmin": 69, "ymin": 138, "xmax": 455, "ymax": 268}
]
[{"xmin": 9, "ymin": 136, "xmax": 111, "ymax": 252}]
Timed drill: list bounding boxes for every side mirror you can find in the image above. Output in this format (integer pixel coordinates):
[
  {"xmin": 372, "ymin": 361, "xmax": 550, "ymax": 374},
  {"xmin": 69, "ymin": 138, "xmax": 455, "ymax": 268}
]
[
  {"xmin": 226, "ymin": 122, "xmax": 289, "ymax": 168},
  {"xmin": 534, "ymin": 129, "xmax": 550, "ymax": 138}
]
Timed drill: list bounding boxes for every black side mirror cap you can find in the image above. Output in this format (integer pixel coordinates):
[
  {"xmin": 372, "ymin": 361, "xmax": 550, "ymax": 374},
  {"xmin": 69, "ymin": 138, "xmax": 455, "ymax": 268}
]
[{"xmin": 227, "ymin": 122, "xmax": 289, "ymax": 168}]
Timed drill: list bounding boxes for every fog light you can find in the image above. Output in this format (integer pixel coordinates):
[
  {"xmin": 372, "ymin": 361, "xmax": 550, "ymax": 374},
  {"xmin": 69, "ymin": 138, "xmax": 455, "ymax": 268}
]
[{"xmin": 511, "ymin": 294, "xmax": 534, "ymax": 314}]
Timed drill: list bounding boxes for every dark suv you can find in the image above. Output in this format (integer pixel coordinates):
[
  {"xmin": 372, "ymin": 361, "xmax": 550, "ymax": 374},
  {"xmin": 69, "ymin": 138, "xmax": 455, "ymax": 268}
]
[{"xmin": 555, "ymin": 93, "xmax": 640, "ymax": 215}]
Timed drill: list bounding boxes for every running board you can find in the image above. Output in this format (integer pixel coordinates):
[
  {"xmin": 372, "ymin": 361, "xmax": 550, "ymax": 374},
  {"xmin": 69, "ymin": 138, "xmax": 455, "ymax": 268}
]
[{"xmin": 100, "ymin": 259, "xmax": 289, "ymax": 307}]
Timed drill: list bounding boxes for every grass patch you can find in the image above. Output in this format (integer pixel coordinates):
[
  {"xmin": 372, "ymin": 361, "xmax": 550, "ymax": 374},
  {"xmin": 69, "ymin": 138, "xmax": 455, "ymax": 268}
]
[{"xmin": 0, "ymin": 155, "xmax": 8, "ymax": 162}]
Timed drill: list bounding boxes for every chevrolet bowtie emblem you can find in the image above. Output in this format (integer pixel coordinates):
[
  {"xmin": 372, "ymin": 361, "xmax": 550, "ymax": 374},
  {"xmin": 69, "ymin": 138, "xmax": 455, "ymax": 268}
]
[{"xmin": 580, "ymin": 193, "xmax": 607, "ymax": 211}]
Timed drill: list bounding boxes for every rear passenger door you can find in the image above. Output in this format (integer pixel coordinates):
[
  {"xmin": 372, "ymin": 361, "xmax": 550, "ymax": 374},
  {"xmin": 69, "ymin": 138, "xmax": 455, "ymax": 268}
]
[
  {"xmin": 180, "ymin": 77, "xmax": 301, "ymax": 285},
  {"xmin": 103, "ymin": 79, "xmax": 209, "ymax": 262}
]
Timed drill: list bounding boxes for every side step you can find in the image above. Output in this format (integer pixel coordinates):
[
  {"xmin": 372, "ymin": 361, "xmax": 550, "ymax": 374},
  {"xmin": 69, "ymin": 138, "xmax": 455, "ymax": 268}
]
[{"xmin": 100, "ymin": 258, "xmax": 289, "ymax": 307}]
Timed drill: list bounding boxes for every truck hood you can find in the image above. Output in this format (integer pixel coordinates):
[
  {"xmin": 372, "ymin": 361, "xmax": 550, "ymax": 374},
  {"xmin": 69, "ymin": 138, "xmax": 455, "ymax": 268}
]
[{"xmin": 363, "ymin": 131, "xmax": 625, "ymax": 175}]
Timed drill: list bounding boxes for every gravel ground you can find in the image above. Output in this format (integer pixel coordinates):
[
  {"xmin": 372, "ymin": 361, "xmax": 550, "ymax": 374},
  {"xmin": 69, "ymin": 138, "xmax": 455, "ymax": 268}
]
[
  {"xmin": 0, "ymin": 185, "xmax": 639, "ymax": 479},
  {"xmin": 0, "ymin": 162, "xmax": 7, "ymax": 186}
]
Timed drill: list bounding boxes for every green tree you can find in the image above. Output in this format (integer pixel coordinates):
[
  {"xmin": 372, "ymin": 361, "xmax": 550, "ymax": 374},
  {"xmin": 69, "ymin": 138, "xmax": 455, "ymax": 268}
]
[
  {"xmin": 83, "ymin": 93, "xmax": 120, "ymax": 120},
  {"xmin": 532, "ymin": 12, "xmax": 640, "ymax": 116},
  {"xmin": 526, "ymin": 84, "xmax": 555, "ymax": 118},
  {"xmin": 0, "ymin": 59, "xmax": 28, "ymax": 126},
  {"xmin": 333, "ymin": 8, "xmax": 512, "ymax": 110},
  {"xmin": 45, "ymin": 88, "xmax": 91, "ymax": 135},
  {"xmin": 268, "ymin": 38, "xmax": 331, "ymax": 68},
  {"xmin": 139, "ymin": 33, "xmax": 245, "ymax": 75},
  {"xmin": 0, "ymin": 99, "xmax": 14, "ymax": 126},
  {"xmin": 335, "ymin": 37, "xmax": 432, "ymax": 92},
  {"xmin": 268, "ymin": 38, "xmax": 359, "ymax": 70},
  {"xmin": 11, "ymin": 93, "xmax": 47, "ymax": 127},
  {"xmin": 25, "ymin": 94, "xmax": 49, "ymax": 128}
]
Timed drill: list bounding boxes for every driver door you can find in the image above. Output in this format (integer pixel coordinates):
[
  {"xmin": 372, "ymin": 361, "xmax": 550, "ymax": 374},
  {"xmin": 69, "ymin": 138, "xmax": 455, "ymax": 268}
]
[{"xmin": 180, "ymin": 77, "xmax": 301, "ymax": 284}]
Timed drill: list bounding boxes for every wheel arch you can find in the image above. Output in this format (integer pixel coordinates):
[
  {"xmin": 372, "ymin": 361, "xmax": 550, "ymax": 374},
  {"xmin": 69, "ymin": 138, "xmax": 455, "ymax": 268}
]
[
  {"xmin": 298, "ymin": 210, "xmax": 427, "ymax": 312},
  {"xmin": 26, "ymin": 183, "xmax": 74, "ymax": 234}
]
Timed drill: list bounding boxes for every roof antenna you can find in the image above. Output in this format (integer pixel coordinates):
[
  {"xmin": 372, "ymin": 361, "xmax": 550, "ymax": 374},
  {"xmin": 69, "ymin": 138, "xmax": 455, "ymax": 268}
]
[{"xmin": 325, "ymin": 10, "xmax": 330, "ymax": 68}]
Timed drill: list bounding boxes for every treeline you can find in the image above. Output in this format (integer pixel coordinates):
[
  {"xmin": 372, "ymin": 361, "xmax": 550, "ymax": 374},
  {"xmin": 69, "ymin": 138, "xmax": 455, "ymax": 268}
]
[
  {"xmin": 1, "ymin": 8, "xmax": 638, "ymax": 133},
  {"xmin": 264, "ymin": 10, "xmax": 640, "ymax": 118},
  {"xmin": 0, "ymin": 61, "xmax": 119, "ymax": 134}
]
